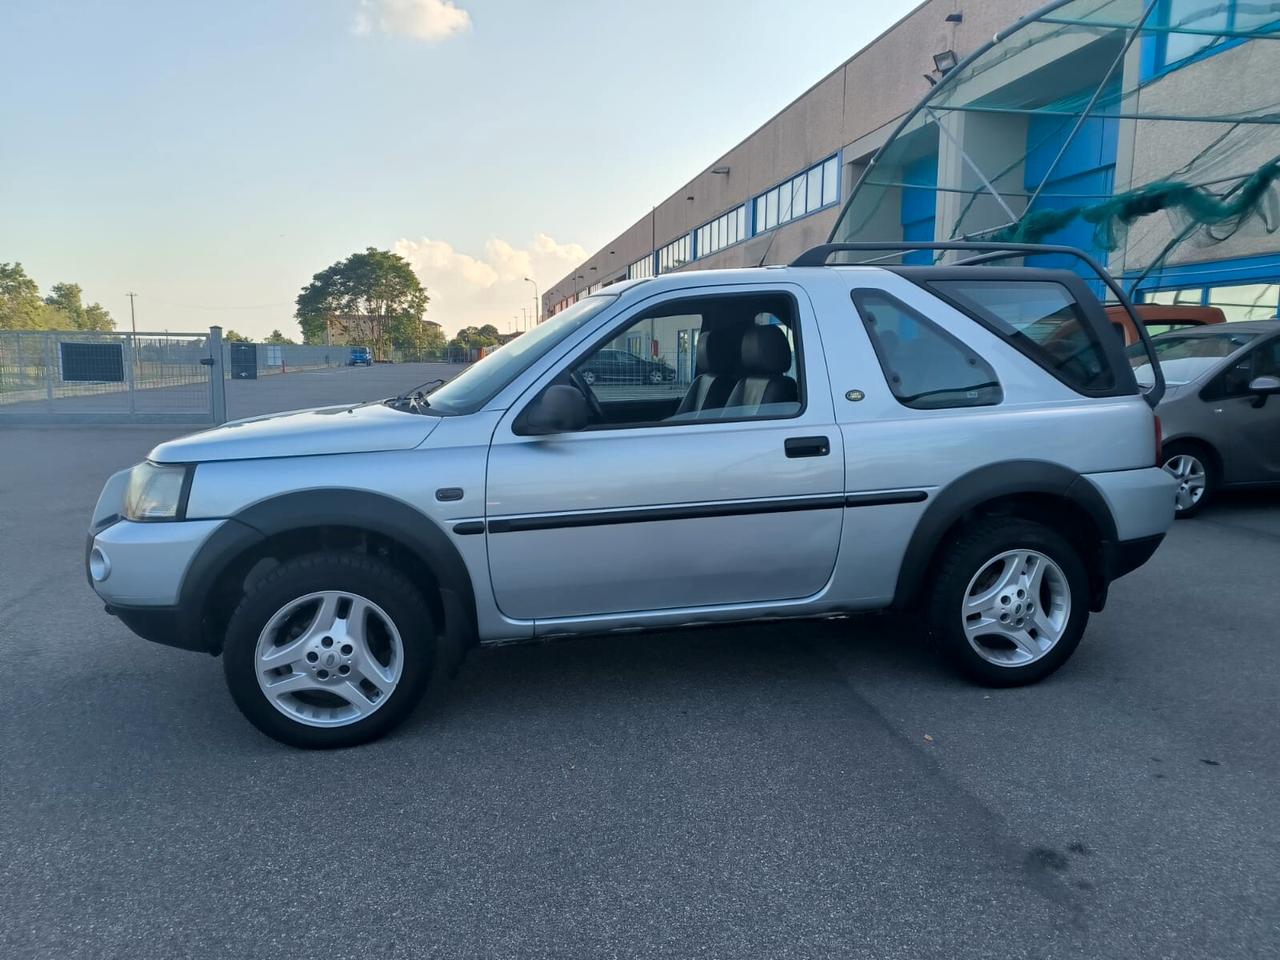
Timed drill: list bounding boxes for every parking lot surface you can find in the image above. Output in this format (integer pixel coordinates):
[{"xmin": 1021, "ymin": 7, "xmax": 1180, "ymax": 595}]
[{"xmin": 1, "ymin": 365, "xmax": 1278, "ymax": 959}]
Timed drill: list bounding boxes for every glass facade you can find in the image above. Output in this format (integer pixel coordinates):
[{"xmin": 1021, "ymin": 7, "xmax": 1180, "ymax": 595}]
[{"xmin": 1159, "ymin": 0, "xmax": 1278, "ymax": 69}]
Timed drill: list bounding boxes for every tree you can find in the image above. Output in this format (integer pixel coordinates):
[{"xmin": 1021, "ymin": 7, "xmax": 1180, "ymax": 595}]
[
  {"xmin": 448, "ymin": 324, "xmax": 501, "ymax": 351},
  {"xmin": 295, "ymin": 248, "xmax": 429, "ymax": 359},
  {"xmin": 0, "ymin": 262, "xmax": 45, "ymax": 330},
  {"xmin": 264, "ymin": 329, "xmax": 296, "ymax": 345},
  {"xmin": 43, "ymin": 282, "xmax": 115, "ymax": 331},
  {"xmin": 1, "ymin": 266, "xmax": 115, "ymax": 331},
  {"xmin": 223, "ymin": 329, "xmax": 250, "ymax": 342}
]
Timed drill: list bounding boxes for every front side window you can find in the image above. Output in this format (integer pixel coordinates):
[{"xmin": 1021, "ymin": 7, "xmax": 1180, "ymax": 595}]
[
  {"xmin": 930, "ymin": 279, "xmax": 1117, "ymax": 395},
  {"xmin": 557, "ymin": 292, "xmax": 804, "ymax": 429},
  {"xmin": 852, "ymin": 290, "xmax": 1002, "ymax": 409}
]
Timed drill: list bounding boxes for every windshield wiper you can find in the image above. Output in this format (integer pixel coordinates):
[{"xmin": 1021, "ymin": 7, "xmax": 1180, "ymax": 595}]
[
  {"xmin": 383, "ymin": 377, "xmax": 449, "ymax": 414},
  {"xmin": 343, "ymin": 376, "xmax": 451, "ymax": 415}
]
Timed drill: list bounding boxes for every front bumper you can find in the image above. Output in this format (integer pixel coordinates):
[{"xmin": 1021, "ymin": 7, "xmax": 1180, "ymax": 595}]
[
  {"xmin": 101, "ymin": 602, "xmax": 211, "ymax": 653},
  {"xmin": 87, "ymin": 518, "xmax": 226, "ymax": 606}
]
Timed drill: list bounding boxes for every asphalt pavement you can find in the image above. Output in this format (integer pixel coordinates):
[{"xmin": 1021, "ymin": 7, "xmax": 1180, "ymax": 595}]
[{"xmin": 1, "ymin": 372, "xmax": 1278, "ymax": 959}]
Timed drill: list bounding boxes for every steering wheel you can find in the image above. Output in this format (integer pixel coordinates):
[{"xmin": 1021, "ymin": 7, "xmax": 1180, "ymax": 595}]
[{"xmin": 569, "ymin": 371, "xmax": 605, "ymax": 422}]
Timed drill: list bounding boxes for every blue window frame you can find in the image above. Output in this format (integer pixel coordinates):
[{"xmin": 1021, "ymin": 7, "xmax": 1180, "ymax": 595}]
[
  {"xmin": 627, "ymin": 254, "xmax": 654, "ymax": 280},
  {"xmin": 1131, "ymin": 252, "xmax": 1280, "ymax": 321},
  {"xmin": 1144, "ymin": 0, "xmax": 1280, "ymax": 81},
  {"xmin": 751, "ymin": 155, "xmax": 840, "ymax": 235},
  {"xmin": 657, "ymin": 234, "xmax": 691, "ymax": 274},
  {"xmin": 694, "ymin": 205, "xmax": 747, "ymax": 260}
]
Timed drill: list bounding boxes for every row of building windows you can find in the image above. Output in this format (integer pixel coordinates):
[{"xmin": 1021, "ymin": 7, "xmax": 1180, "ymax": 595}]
[
  {"xmin": 548, "ymin": 154, "xmax": 841, "ymax": 314},
  {"xmin": 1143, "ymin": 282, "xmax": 1280, "ymax": 322},
  {"xmin": 628, "ymin": 255, "xmax": 654, "ymax": 280},
  {"xmin": 1161, "ymin": 0, "xmax": 1278, "ymax": 66},
  {"xmin": 657, "ymin": 234, "xmax": 692, "ymax": 274},
  {"xmin": 695, "ymin": 205, "xmax": 748, "ymax": 260},
  {"xmin": 755, "ymin": 156, "xmax": 840, "ymax": 233}
]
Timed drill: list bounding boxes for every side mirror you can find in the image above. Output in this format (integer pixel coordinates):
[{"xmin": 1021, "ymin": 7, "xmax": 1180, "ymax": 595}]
[
  {"xmin": 1248, "ymin": 374, "xmax": 1280, "ymax": 408},
  {"xmin": 519, "ymin": 384, "xmax": 589, "ymax": 435}
]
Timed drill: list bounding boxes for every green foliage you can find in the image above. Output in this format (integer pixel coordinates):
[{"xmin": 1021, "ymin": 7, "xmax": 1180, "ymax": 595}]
[
  {"xmin": 295, "ymin": 248, "xmax": 429, "ymax": 359},
  {"xmin": 223, "ymin": 329, "xmax": 250, "ymax": 342},
  {"xmin": 0, "ymin": 264, "xmax": 115, "ymax": 331},
  {"xmin": 264, "ymin": 329, "xmax": 297, "ymax": 345},
  {"xmin": 448, "ymin": 324, "xmax": 501, "ymax": 350}
]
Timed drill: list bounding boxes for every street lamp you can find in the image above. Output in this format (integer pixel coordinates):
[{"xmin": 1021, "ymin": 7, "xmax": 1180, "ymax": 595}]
[{"xmin": 523, "ymin": 276, "xmax": 540, "ymax": 325}]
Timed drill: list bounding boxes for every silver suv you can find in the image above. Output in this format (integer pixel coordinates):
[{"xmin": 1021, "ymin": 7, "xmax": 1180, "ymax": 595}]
[{"xmin": 87, "ymin": 243, "xmax": 1177, "ymax": 748}]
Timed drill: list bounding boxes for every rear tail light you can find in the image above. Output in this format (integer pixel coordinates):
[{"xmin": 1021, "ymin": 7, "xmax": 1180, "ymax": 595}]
[{"xmin": 1153, "ymin": 414, "xmax": 1163, "ymax": 466}]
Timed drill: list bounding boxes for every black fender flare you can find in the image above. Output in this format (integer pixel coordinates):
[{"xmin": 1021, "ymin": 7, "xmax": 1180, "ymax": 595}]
[
  {"xmin": 893, "ymin": 460, "xmax": 1117, "ymax": 609},
  {"xmin": 178, "ymin": 489, "xmax": 478, "ymax": 654}
]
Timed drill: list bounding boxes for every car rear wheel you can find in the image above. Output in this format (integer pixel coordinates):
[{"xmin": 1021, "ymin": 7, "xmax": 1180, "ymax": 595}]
[
  {"xmin": 648, "ymin": 369, "xmax": 663, "ymax": 384},
  {"xmin": 1162, "ymin": 442, "xmax": 1215, "ymax": 518},
  {"xmin": 927, "ymin": 517, "xmax": 1089, "ymax": 686},
  {"xmin": 581, "ymin": 369, "xmax": 597, "ymax": 386},
  {"xmin": 222, "ymin": 552, "xmax": 434, "ymax": 748}
]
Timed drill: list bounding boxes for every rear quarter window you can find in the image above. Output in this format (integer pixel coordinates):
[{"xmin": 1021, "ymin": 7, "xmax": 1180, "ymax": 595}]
[
  {"xmin": 852, "ymin": 290, "xmax": 1002, "ymax": 410},
  {"xmin": 929, "ymin": 279, "xmax": 1118, "ymax": 395}
]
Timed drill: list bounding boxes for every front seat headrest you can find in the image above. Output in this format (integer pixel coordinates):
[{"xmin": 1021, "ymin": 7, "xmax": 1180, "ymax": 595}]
[
  {"xmin": 696, "ymin": 330, "xmax": 739, "ymax": 376},
  {"xmin": 739, "ymin": 324, "xmax": 791, "ymax": 376}
]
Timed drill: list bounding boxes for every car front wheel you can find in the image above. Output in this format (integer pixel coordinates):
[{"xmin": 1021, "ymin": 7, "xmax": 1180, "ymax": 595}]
[
  {"xmin": 927, "ymin": 517, "xmax": 1089, "ymax": 686},
  {"xmin": 222, "ymin": 552, "xmax": 435, "ymax": 748}
]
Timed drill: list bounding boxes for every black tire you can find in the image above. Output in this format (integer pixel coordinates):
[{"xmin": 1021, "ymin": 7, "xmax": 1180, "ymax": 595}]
[
  {"xmin": 1161, "ymin": 441, "xmax": 1217, "ymax": 519},
  {"xmin": 222, "ymin": 551, "xmax": 435, "ymax": 749},
  {"xmin": 926, "ymin": 517, "xmax": 1090, "ymax": 687}
]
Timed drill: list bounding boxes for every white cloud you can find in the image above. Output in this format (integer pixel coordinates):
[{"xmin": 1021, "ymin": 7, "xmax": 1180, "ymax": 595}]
[
  {"xmin": 393, "ymin": 233, "xmax": 587, "ymax": 335},
  {"xmin": 354, "ymin": 0, "xmax": 472, "ymax": 42}
]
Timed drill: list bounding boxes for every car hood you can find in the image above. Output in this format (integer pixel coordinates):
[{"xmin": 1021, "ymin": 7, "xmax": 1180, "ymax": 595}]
[{"xmin": 149, "ymin": 402, "xmax": 441, "ymax": 463}]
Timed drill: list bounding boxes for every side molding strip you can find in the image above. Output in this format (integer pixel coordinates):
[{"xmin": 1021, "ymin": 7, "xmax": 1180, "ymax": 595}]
[{"xmin": 470, "ymin": 490, "xmax": 929, "ymax": 535}]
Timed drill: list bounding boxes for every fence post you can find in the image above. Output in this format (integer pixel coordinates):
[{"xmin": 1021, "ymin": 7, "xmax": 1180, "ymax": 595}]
[
  {"xmin": 43, "ymin": 333, "xmax": 55, "ymax": 410},
  {"xmin": 209, "ymin": 326, "xmax": 228, "ymax": 424},
  {"xmin": 124, "ymin": 335, "xmax": 137, "ymax": 415}
]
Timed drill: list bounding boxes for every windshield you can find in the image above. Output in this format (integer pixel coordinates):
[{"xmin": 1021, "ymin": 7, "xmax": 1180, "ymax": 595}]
[
  {"xmin": 425, "ymin": 295, "xmax": 619, "ymax": 415},
  {"xmin": 1126, "ymin": 330, "xmax": 1258, "ymax": 387}
]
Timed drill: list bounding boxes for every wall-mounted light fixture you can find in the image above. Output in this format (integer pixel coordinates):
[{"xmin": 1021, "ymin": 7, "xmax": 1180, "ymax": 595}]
[
  {"xmin": 711, "ymin": 166, "xmax": 731, "ymax": 175},
  {"xmin": 933, "ymin": 49, "xmax": 958, "ymax": 74}
]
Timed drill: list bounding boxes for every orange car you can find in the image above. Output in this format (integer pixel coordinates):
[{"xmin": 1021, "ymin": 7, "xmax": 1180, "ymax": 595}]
[{"xmin": 1105, "ymin": 303, "xmax": 1226, "ymax": 345}]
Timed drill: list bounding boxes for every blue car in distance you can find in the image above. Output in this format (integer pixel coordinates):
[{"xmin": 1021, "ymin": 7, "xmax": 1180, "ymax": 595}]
[{"xmin": 348, "ymin": 346, "xmax": 373, "ymax": 366}]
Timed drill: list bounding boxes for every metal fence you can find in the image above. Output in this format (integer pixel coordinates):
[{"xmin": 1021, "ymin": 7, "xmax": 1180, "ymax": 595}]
[
  {"xmin": 0, "ymin": 327, "xmax": 468, "ymax": 426},
  {"xmin": 0, "ymin": 329, "xmax": 222, "ymax": 424}
]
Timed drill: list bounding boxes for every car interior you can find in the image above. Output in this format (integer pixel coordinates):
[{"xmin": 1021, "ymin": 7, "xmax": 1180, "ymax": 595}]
[{"xmin": 560, "ymin": 292, "xmax": 803, "ymax": 429}]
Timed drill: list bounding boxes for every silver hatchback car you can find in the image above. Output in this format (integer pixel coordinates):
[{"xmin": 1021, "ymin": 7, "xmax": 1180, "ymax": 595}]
[
  {"xmin": 87, "ymin": 243, "xmax": 1177, "ymax": 748},
  {"xmin": 1129, "ymin": 321, "xmax": 1280, "ymax": 517}
]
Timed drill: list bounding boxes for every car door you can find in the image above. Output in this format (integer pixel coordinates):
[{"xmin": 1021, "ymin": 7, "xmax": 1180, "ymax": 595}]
[
  {"xmin": 1217, "ymin": 335, "xmax": 1280, "ymax": 480},
  {"xmin": 484, "ymin": 284, "xmax": 844, "ymax": 624}
]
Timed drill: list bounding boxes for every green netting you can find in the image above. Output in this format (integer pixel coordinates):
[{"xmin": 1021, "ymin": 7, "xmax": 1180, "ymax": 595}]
[
  {"xmin": 829, "ymin": 0, "xmax": 1280, "ymax": 280},
  {"xmin": 987, "ymin": 158, "xmax": 1280, "ymax": 248}
]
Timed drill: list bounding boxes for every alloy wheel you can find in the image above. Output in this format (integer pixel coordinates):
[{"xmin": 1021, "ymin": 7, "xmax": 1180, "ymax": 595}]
[
  {"xmin": 254, "ymin": 590, "xmax": 404, "ymax": 727},
  {"xmin": 961, "ymin": 549, "xmax": 1071, "ymax": 667}
]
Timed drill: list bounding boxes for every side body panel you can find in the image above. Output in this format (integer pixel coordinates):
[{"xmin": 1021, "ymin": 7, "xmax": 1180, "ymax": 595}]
[{"xmin": 483, "ymin": 281, "xmax": 846, "ymax": 624}]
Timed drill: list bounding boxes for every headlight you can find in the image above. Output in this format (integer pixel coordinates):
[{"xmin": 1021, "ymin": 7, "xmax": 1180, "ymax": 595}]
[{"xmin": 123, "ymin": 462, "xmax": 190, "ymax": 521}]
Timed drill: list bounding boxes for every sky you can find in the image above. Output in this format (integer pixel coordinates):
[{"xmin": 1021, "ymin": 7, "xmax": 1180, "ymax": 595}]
[{"xmin": 0, "ymin": 0, "xmax": 920, "ymax": 339}]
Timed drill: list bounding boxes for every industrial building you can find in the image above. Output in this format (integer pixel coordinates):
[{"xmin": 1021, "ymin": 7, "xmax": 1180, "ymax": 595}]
[{"xmin": 544, "ymin": 0, "xmax": 1280, "ymax": 328}]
